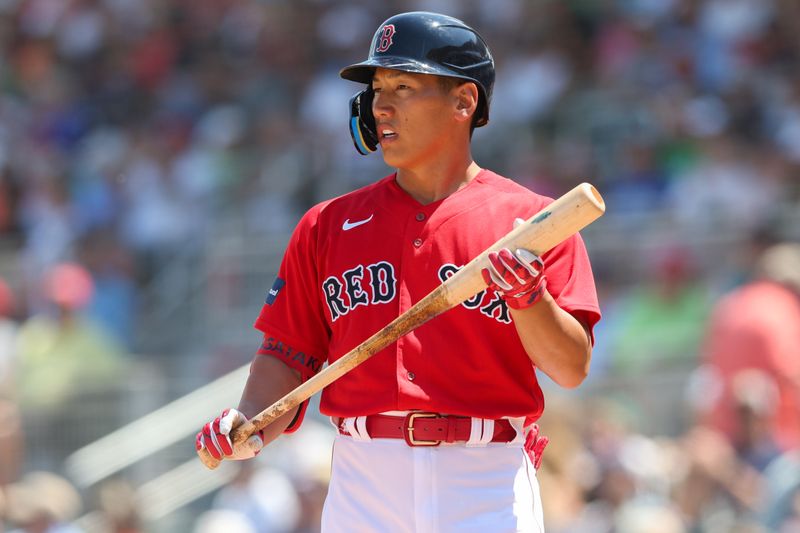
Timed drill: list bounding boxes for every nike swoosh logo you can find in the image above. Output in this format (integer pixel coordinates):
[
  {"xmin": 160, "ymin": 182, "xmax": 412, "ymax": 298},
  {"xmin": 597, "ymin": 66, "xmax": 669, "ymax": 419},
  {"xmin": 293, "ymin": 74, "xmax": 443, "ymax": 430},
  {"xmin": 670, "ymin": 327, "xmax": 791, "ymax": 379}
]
[{"xmin": 342, "ymin": 214, "xmax": 374, "ymax": 231}]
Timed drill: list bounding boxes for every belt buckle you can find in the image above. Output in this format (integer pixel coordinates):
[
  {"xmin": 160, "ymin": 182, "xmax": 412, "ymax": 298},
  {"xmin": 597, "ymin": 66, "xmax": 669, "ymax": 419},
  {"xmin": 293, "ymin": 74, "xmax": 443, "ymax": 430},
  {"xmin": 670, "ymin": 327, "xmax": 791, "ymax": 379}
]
[{"xmin": 403, "ymin": 412, "xmax": 441, "ymax": 447}]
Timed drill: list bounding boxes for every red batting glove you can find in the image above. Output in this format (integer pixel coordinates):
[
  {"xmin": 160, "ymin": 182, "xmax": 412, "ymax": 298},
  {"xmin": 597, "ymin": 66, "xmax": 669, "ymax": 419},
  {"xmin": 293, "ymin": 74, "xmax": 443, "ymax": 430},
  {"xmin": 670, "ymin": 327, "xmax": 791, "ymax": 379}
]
[
  {"xmin": 481, "ymin": 247, "xmax": 547, "ymax": 309},
  {"xmin": 524, "ymin": 424, "xmax": 550, "ymax": 470},
  {"xmin": 195, "ymin": 408, "xmax": 265, "ymax": 462}
]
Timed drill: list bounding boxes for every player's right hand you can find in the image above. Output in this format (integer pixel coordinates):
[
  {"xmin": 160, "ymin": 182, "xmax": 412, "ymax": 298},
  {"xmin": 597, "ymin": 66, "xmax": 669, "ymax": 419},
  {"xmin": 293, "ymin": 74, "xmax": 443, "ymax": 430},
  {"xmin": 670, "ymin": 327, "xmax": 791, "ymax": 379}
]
[{"xmin": 195, "ymin": 408, "xmax": 264, "ymax": 462}]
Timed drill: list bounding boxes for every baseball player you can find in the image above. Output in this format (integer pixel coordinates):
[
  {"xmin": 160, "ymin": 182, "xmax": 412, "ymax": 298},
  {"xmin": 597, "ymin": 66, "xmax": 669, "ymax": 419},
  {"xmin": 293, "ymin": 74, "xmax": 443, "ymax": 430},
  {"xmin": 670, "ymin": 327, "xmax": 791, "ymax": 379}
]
[{"xmin": 197, "ymin": 12, "xmax": 601, "ymax": 532}]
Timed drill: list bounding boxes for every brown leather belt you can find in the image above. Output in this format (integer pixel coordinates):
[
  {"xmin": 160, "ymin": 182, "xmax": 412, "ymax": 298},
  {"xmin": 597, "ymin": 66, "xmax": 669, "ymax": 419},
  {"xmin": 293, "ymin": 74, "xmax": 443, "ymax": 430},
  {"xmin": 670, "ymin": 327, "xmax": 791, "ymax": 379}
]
[{"xmin": 337, "ymin": 412, "xmax": 517, "ymax": 447}]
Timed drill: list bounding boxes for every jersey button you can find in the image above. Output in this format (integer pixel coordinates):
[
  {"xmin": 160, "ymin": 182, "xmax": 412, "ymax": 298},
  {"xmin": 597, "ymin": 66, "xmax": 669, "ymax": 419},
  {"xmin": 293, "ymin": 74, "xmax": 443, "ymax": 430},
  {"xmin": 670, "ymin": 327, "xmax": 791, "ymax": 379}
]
[
  {"xmin": 407, "ymin": 371, "xmax": 416, "ymax": 381},
  {"xmin": 413, "ymin": 238, "xmax": 423, "ymax": 247},
  {"xmin": 415, "ymin": 212, "xmax": 425, "ymax": 221}
]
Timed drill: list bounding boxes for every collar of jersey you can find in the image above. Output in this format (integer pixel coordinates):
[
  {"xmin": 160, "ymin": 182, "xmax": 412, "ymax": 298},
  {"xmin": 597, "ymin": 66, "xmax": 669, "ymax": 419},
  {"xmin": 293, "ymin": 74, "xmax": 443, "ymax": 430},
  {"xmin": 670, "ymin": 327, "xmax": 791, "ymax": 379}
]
[{"xmin": 386, "ymin": 170, "xmax": 489, "ymax": 210}]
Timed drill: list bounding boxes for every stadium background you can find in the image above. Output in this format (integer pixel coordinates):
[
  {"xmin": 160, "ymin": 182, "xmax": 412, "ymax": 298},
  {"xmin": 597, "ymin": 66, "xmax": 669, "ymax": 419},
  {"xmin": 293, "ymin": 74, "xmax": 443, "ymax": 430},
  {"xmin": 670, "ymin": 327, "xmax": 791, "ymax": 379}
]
[{"xmin": 0, "ymin": 0, "xmax": 799, "ymax": 531}]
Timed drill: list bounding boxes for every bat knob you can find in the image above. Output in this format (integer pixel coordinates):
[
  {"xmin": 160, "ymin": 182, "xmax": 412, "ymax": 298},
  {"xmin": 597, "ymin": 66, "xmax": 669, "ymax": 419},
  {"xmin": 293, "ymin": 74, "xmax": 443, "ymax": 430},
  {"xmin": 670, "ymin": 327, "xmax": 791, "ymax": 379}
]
[{"xmin": 198, "ymin": 447, "xmax": 222, "ymax": 470}]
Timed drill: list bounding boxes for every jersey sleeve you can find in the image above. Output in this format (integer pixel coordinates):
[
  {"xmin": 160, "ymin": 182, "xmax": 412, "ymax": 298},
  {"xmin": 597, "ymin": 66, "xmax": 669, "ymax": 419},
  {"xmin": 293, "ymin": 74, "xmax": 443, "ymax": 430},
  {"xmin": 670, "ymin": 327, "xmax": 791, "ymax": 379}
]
[
  {"xmin": 542, "ymin": 231, "xmax": 602, "ymax": 344},
  {"xmin": 253, "ymin": 207, "xmax": 331, "ymax": 431}
]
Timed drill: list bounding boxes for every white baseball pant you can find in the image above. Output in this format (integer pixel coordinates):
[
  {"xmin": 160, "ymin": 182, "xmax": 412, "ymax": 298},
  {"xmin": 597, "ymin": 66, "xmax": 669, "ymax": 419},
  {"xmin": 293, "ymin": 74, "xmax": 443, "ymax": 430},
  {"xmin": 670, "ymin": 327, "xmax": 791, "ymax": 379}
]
[{"xmin": 320, "ymin": 415, "xmax": 544, "ymax": 533}]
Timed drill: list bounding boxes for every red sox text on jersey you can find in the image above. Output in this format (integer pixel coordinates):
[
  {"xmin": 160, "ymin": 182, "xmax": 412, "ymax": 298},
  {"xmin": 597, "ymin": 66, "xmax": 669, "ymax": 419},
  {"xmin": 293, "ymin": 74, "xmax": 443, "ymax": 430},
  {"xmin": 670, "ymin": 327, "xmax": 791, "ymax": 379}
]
[{"xmin": 322, "ymin": 261, "xmax": 510, "ymax": 324}]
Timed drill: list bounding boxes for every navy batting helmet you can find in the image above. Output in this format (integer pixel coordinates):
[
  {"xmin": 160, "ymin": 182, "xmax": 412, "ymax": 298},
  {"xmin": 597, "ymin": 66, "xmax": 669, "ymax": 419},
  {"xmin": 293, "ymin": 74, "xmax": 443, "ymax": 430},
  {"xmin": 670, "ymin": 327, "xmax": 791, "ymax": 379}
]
[{"xmin": 341, "ymin": 11, "xmax": 495, "ymax": 155}]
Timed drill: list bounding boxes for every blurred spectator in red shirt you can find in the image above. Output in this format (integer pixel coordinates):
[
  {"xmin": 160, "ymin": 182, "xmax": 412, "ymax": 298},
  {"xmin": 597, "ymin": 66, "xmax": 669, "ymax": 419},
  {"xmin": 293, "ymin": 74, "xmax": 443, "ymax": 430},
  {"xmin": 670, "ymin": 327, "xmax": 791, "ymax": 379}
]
[{"xmin": 700, "ymin": 242, "xmax": 800, "ymax": 451}]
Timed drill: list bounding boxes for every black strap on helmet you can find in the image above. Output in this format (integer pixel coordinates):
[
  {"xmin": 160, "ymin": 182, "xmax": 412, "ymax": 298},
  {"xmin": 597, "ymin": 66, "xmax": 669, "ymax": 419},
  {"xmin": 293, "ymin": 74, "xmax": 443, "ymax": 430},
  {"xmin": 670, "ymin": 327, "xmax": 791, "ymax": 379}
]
[{"xmin": 348, "ymin": 88, "xmax": 378, "ymax": 156}]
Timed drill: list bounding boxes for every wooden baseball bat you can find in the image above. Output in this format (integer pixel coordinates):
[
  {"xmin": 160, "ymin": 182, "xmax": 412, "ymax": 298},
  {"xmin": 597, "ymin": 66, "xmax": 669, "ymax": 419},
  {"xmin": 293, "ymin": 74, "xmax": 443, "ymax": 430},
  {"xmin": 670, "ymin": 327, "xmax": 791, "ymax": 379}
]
[{"xmin": 200, "ymin": 182, "xmax": 605, "ymax": 469}]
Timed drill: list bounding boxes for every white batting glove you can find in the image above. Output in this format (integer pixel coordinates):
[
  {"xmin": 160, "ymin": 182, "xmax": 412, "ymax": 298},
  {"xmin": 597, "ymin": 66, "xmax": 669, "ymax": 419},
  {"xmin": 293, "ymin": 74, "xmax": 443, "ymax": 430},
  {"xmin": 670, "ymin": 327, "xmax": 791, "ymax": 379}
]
[{"xmin": 195, "ymin": 408, "xmax": 264, "ymax": 462}]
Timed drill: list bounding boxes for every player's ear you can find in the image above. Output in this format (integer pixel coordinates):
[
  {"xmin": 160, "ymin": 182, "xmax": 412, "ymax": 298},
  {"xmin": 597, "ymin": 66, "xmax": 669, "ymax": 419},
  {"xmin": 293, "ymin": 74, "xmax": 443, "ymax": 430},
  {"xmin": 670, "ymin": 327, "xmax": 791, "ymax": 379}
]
[{"xmin": 453, "ymin": 82, "xmax": 479, "ymax": 124}]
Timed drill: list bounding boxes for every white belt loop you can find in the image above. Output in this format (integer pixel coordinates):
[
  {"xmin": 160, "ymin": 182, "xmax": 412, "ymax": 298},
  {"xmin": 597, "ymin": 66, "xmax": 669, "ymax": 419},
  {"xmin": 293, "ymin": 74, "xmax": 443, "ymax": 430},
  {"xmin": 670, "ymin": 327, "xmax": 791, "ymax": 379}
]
[
  {"xmin": 344, "ymin": 416, "xmax": 372, "ymax": 441},
  {"xmin": 343, "ymin": 417, "xmax": 358, "ymax": 438},
  {"xmin": 479, "ymin": 419, "xmax": 495, "ymax": 445},
  {"xmin": 343, "ymin": 416, "xmax": 372, "ymax": 441},
  {"xmin": 355, "ymin": 415, "xmax": 372, "ymax": 441},
  {"xmin": 505, "ymin": 417, "xmax": 527, "ymax": 446},
  {"xmin": 466, "ymin": 418, "xmax": 485, "ymax": 447}
]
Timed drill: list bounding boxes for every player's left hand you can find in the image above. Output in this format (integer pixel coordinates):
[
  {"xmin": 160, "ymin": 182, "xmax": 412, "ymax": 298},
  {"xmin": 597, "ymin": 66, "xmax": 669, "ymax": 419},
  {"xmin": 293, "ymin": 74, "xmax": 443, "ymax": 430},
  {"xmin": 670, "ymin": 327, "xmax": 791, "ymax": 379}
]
[{"xmin": 481, "ymin": 243, "xmax": 546, "ymax": 310}]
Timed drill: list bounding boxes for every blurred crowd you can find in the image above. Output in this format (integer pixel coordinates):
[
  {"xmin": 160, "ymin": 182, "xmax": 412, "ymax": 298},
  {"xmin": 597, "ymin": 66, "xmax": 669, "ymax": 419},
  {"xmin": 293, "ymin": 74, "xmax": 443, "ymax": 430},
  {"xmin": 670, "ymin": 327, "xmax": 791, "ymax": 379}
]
[{"xmin": 0, "ymin": 0, "xmax": 799, "ymax": 531}]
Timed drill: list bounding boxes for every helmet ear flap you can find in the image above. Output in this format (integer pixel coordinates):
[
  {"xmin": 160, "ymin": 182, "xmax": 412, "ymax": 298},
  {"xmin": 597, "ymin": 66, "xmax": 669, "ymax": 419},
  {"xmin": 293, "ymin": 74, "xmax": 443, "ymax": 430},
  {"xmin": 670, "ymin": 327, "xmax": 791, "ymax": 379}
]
[{"xmin": 349, "ymin": 88, "xmax": 378, "ymax": 155}]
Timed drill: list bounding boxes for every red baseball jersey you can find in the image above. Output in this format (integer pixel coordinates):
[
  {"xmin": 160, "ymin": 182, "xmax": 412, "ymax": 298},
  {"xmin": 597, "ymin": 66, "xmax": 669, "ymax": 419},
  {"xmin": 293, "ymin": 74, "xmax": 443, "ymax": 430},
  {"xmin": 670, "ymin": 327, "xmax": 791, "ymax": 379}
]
[{"xmin": 254, "ymin": 170, "xmax": 601, "ymax": 431}]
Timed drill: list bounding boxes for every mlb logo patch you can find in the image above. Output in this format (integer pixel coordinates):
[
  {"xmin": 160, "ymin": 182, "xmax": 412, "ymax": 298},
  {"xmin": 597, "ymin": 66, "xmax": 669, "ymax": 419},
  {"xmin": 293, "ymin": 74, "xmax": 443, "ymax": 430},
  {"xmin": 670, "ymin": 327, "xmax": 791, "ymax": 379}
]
[{"xmin": 265, "ymin": 277, "xmax": 286, "ymax": 305}]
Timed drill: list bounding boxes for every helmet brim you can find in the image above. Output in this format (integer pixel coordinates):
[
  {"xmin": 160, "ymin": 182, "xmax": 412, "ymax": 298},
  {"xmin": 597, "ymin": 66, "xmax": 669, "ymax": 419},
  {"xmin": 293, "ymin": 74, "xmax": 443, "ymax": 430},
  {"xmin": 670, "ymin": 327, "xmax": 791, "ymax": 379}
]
[
  {"xmin": 339, "ymin": 53, "xmax": 492, "ymax": 128},
  {"xmin": 340, "ymin": 56, "xmax": 463, "ymax": 84}
]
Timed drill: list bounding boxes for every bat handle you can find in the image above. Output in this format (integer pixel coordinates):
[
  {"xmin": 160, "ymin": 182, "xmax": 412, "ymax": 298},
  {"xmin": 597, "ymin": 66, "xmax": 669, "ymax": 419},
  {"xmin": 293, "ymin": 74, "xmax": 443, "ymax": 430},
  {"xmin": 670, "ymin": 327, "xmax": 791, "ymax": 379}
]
[{"xmin": 198, "ymin": 420, "xmax": 258, "ymax": 470}]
